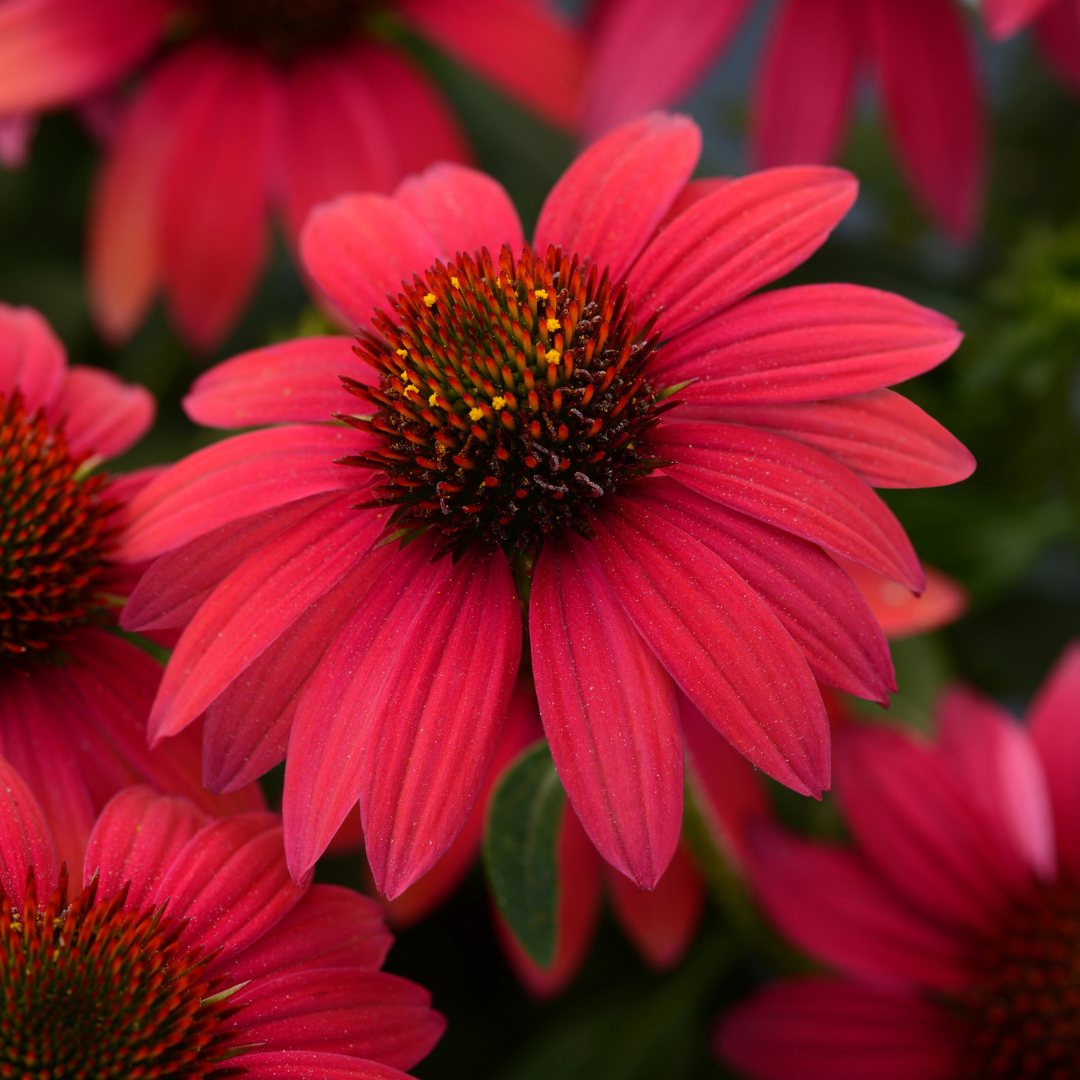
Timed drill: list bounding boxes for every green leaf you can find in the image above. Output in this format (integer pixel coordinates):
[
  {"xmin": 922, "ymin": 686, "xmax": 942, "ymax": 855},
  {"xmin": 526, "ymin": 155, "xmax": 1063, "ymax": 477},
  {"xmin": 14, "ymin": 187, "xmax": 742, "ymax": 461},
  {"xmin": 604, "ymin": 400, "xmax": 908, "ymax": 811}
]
[{"xmin": 483, "ymin": 738, "xmax": 566, "ymax": 968}]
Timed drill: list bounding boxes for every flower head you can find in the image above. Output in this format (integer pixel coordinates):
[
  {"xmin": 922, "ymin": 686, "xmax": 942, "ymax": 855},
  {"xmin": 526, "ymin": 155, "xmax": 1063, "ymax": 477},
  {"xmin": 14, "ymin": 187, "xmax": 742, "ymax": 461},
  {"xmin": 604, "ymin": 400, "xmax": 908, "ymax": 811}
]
[
  {"xmin": 0, "ymin": 756, "xmax": 445, "ymax": 1077},
  {"xmin": 118, "ymin": 113, "xmax": 972, "ymax": 902},
  {"xmin": 716, "ymin": 641, "xmax": 1080, "ymax": 1080}
]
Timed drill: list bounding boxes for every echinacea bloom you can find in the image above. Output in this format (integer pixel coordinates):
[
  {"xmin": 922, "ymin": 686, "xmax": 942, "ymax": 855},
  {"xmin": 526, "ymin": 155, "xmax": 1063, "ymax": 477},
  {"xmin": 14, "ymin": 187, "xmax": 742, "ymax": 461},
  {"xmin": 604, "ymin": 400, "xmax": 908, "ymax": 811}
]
[
  {"xmin": 0, "ymin": 300, "xmax": 261, "ymax": 881},
  {"xmin": 117, "ymin": 112, "xmax": 973, "ymax": 903},
  {"xmin": 0, "ymin": 0, "xmax": 585, "ymax": 351},
  {"xmin": 717, "ymin": 641, "xmax": 1080, "ymax": 1080},
  {"xmin": 0, "ymin": 757, "xmax": 445, "ymax": 1078},
  {"xmin": 983, "ymin": 0, "xmax": 1080, "ymax": 97}
]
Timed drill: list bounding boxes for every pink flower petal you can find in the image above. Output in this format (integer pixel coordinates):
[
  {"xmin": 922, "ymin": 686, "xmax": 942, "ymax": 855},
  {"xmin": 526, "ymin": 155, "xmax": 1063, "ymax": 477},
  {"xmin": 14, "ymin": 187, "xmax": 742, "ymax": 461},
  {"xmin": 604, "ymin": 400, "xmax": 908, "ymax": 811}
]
[
  {"xmin": 629, "ymin": 167, "xmax": 857, "ymax": 339},
  {"xmin": 834, "ymin": 722, "xmax": 1027, "ymax": 935},
  {"xmin": 653, "ymin": 283, "xmax": 962, "ymax": 403},
  {"xmin": 0, "ymin": 0, "xmax": 166, "ymax": 113},
  {"xmin": 0, "ymin": 753, "xmax": 57, "ymax": 901},
  {"xmin": 682, "ymin": 390, "xmax": 974, "ymax": 489},
  {"xmin": 867, "ymin": 0, "xmax": 985, "ymax": 240},
  {"xmin": 582, "ymin": 0, "xmax": 752, "ymax": 138},
  {"xmin": 401, "ymin": 0, "xmax": 586, "ymax": 130},
  {"xmin": 157, "ymin": 813, "xmax": 304, "ymax": 963},
  {"xmin": 715, "ymin": 978, "xmax": 960, "ymax": 1080},
  {"xmin": 533, "ymin": 112, "xmax": 701, "ymax": 286},
  {"xmin": 654, "ymin": 420, "xmax": 924, "ymax": 590},
  {"xmin": 1035, "ymin": 0, "xmax": 1080, "ymax": 95},
  {"xmin": 0, "ymin": 111, "xmax": 35, "ymax": 167},
  {"xmin": 751, "ymin": 0, "xmax": 860, "ymax": 169},
  {"xmin": 185, "ymin": 336, "xmax": 359, "ymax": 429},
  {"xmin": 301, "ymin": 192, "xmax": 441, "ymax": 329},
  {"xmin": 227, "ymin": 884, "xmax": 392, "ymax": 981},
  {"xmin": 531, "ymin": 532, "xmax": 683, "ymax": 888},
  {"xmin": 589, "ymin": 496, "xmax": 830, "ymax": 796},
  {"xmin": 605, "ymin": 843, "xmax": 705, "ymax": 970},
  {"xmin": 747, "ymin": 822, "xmax": 969, "ymax": 992},
  {"xmin": 236, "ymin": 1053, "xmax": 412, "ymax": 1080},
  {"xmin": 48, "ymin": 364, "xmax": 154, "ymax": 460},
  {"xmin": 632, "ymin": 478, "xmax": 894, "ymax": 703},
  {"xmin": 235, "ymin": 968, "xmax": 445, "ymax": 1067},
  {"xmin": 83, "ymin": 787, "xmax": 209, "ymax": 909},
  {"xmin": 148, "ymin": 494, "xmax": 381, "ymax": 742},
  {"xmin": 116, "ymin": 424, "xmax": 361, "ymax": 563},
  {"xmin": 1028, "ymin": 641, "xmax": 1080, "ymax": 878},
  {"xmin": 395, "ymin": 163, "xmax": 523, "ymax": 258},
  {"xmin": 0, "ymin": 300, "xmax": 65, "ymax": 413},
  {"xmin": 984, "ymin": 0, "xmax": 1053, "ymax": 37}
]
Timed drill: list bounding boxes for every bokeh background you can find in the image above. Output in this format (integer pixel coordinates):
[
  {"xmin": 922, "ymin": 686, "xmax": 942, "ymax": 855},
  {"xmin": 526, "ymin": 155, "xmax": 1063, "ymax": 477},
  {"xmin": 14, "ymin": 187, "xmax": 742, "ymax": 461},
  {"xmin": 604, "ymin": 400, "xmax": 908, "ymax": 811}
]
[{"xmin": 3, "ymin": 4, "xmax": 1079, "ymax": 1076}]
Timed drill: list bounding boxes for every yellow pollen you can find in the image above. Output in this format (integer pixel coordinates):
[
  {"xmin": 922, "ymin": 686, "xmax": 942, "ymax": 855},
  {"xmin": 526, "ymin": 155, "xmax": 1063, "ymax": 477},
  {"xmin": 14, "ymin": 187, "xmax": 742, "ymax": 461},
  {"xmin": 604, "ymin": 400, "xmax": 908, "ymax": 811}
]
[
  {"xmin": 428, "ymin": 393, "xmax": 438, "ymax": 407},
  {"xmin": 469, "ymin": 407, "xmax": 483, "ymax": 421},
  {"xmin": 546, "ymin": 318, "xmax": 560, "ymax": 332},
  {"xmin": 545, "ymin": 349, "xmax": 560, "ymax": 365},
  {"xmin": 423, "ymin": 293, "xmax": 437, "ymax": 307},
  {"xmin": 396, "ymin": 348, "xmax": 408, "ymax": 358},
  {"xmin": 404, "ymin": 384, "xmax": 420, "ymax": 399},
  {"xmin": 535, "ymin": 289, "xmax": 548, "ymax": 300},
  {"xmin": 451, "ymin": 276, "xmax": 460, "ymax": 289},
  {"xmin": 491, "ymin": 395, "xmax": 507, "ymax": 409}
]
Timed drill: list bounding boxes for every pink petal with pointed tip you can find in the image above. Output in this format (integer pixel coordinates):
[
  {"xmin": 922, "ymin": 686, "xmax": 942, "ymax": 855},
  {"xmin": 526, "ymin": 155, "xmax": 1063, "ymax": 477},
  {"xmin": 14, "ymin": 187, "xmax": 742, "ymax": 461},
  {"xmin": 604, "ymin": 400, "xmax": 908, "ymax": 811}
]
[
  {"xmin": 748, "ymin": 822, "xmax": 968, "ymax": 992},
  {"xmin": 834, "ymin": 722, "xmax": 1026, "ymax": 935},
  {"xmin": 583, "ymin": 0, "xmax": 751, "ymax": 138},
  {"xmin": 0, "ymin": 0, "xmax": 166, "ymax": 113},
  {"xmin": 1035, "ymin": 0, "xmax": 1080, "ymax": 96},
  {"xmin": 157, "ymin": 813, "xmax": 304, "ymax": 962},
  {"xmin": 589, "ymin": 496, "xmax": 830, "ymax": 795},
  {"xmin": 656, "ymin": 178, "xmax": 734, "ymax": 232},
  {"xmin": 148, "ymin": 494, "xmax": 379, "ymax": 742},
  {"xmin": 0, "ymin": 752, "xmax": 57, "ymax": 901},
  {"xmin": 984, "ymin": 0, "xmax": 1052, "ymax": 37},
  {"xmin": 237, "ymin": 1054, "xmax": 412, "ymax": 1080},
  {"xmin": 49, "ymin": 364, "xmax": 154, "ymax": 460},
  {"xmin": 1028, "ymin": 641, "xmax": 1080, "ymax": 877},
  {"xmin": 117, "ymin": 424, "xmax": 361, "ymax": 563},
  {"xmin": 633, "ymin": 478, "xmax": 893, "ymax": 703},
  {"xmin": 751, "ymin": 0, "xmax": 860, "ymax": 169},
  {"xmin": 227, "ymin": 884, "xmax": 391, "ymax": 982},
  {"xmin": 395, "ymin": 163, "xmax": 523, "ymax": 257},
  {"xmin": 0, "ymin": 300, "xmax": 65, "ymax": 412},
  {"xmin": 185, "ymin": 336, "xmax": 359, "ymax": 429},
  {"xmin": 534, "ymin": 112, "xmax": 700, "ymax": 285},
  {"xmin": 683, "ymin": 390, "xmax": 974, "ymax": 489},
  {"xmin": 605, "ymin": 843, "xmax": 705, "ymax": 970},
  {"xmin": 867, "ymin": 0, "xmax": 985, "ymax": 240},
  {"xmin": 531, "ymin": 532, "xmax": 683, "ymax": 888},
  {"xmin": 655, "ymin": 420, "xmax": 924, "ymax": 590},
  {"xmin": 653, "ymin": 283, "xmax": 962, "ymax": 403},
  {"xmin": 716, "ymin": 978, "xmax": 959, "ymax": 1080},
  {"xmin": 401, "ymin": 0, "xmax": 586, "ymax": 130},
  {"xmin": 83, "ymin": 787, "xmax": 209, "ymax": 908},
  {"xmin": 629, "ymin": 167, "xmax": 857, "ymax": 339}
]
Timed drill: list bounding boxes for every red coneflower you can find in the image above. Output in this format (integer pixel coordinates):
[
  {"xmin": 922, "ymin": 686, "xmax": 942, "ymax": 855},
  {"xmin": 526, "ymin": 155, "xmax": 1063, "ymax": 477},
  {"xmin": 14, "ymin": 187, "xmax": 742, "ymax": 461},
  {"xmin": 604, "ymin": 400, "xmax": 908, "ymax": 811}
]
[
  {"xmin": 117, "ymin": 113, "xmax": 973, "ymax": 901},
  {"xmin": 0, "ymin": 756, "xmax": 445, "ymax": 1078},
  {"xmin": 983, "ymin": 0, "xmax": 1080, "ymax": 98}
]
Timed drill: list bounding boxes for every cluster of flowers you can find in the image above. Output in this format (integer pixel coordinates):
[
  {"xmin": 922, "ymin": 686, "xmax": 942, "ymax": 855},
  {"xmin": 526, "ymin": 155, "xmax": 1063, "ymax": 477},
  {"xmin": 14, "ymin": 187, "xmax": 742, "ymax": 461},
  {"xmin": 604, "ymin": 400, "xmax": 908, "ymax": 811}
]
[{"xmin": 0, "ymin": 0, "xmax": 1073, "ymax": 1076}]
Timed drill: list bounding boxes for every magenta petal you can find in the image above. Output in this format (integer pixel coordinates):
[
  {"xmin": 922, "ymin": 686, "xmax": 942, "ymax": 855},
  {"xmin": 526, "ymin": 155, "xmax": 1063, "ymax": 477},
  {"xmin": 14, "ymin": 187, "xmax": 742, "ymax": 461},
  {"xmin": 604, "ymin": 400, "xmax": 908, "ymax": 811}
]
[
  {"xmin": 148, "ymin": 494, "xmax": 379, "ymax": 742},
  {"xmin": 395, "ymin": 163, "xmax": 524, "ymax": 257},
  {"xmin": 747, "ymin": 822, "xmax": 968, "ymax": 992},
  {"xmin": 48, "ymin": 364, "xmax": 154, "ymax": 460},
  {"xmin": 751, "ymin": 0, "xmax": 860, "ymax": 169},
  {"xmin": 867, "ymin": 0, "xmax": 985, "ymax": 240},
  {"xmin": 236, "ymin": 1053, "xmax": 412, "ymax": 1080},
  {"xmin": 629, "ymin": 167, "xmax": 857, "ymax": 339},
  {"xmin": 655, "ymin": 420, "xmax": 924, "ymax": 590},
  {"xmin": 684, "ymin": 391, "xmax": 975, "ymax": 489},
  {"xmin": 83, "ymin": 787, "xmax": 209, "ymax": 909},
  {"xmin": 654, "ymin": 283, "xmax": 962, "ymax": 403},
  {"xmin": 1029, "ymin": 642, "xmax": 1080, "ymax": 878},
  {"xmin": 185, "ymin": 337, "xmax": 360, "ymax": 429},
  {"xmin": 531, "ymin": 532, "xmax": 683, "ymax": 888},
  {"xmin": 227, "ymin": 884, "xmax": 391, "ymax": 982},
  {"xmin": 1035, "ymin": 0, "xmax": 1080, "ymax": 96},
  {"xmin": 533, "ymin": 112, "xmax": 701, "ymax": 285},
  {"xmin": 0, "ymin": 301, "xmax": 65, "ymax": 413},
  {"xmin": 235, "ymin": 968, "xmax": 444, "ymax": 1067},
  {"xmin": 589, "ymin": 496, "xmax": 830, "ymax": 796},
  {"xmin": 116, "ymin": 424, "xmax": 360, "ymax": 563},
  {"xmin": 983, "ymin": 0, "xmax": 1052, "ymax": 37},
  {"xmin": 630, "ymin": 477, "xmax": 893, "ymax": 703},
  {"xmin": 716, "ymin": 978, "xmax": 959, "ymax": 1080},
  {"xmin": 0, "ymin": 754, "xmax": 57, "ymax": 902},
  {"xmin": 300, "ymin": 191, "xmax": 441, "ymax": 329},
  {"xmin": 157, "ymin": 813, "xmax": 304, "ymax": 962}
]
